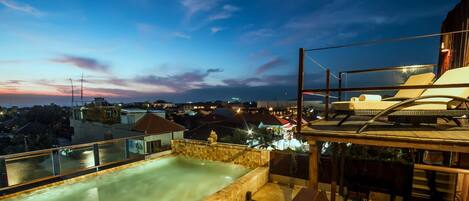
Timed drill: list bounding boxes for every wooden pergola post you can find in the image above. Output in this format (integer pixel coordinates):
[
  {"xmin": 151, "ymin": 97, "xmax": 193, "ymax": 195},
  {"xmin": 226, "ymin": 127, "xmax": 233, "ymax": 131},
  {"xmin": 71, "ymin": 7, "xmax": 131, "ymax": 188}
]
[
  {"xmin": 330, "ymin": 143, "xmax": 338, "ymax": 201},
  {"xmin": 462, "ymin": 174, "xmax": 469, "ymax": 201},
  {"xmin": 309, "ymin": 140, "xmax": 319, "ymax": 190},
  {"xmin": 297, "ymin": 48, "xmax": 305, "ymax": 133}
]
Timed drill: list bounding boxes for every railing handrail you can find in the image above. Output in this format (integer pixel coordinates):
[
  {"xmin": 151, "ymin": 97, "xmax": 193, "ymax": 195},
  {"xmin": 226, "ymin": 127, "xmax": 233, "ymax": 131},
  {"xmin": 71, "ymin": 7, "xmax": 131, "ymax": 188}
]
[
  {"xmin": 415, "ymin": 164, "xmax": 469, "ymax": 174},
  {"xmin": 0, "ymin": 157, "xmax": 142, "ymax": 192},
  {"xmin": 303, "ymin": 83, "xmax": 469, "ymax": 94},
  {"xmin": 0, "ymin": 134, "xmax": 148, "ymax": 160},
  {"xmin": 339, "ymin": 64, "xmax": 435, "ymax": 75}
]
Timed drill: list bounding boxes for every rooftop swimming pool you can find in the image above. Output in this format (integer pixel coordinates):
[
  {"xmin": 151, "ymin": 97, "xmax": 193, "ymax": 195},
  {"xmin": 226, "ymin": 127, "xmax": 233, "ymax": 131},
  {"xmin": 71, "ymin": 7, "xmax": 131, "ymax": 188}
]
[{"xmin": 3, "ymin": 156, "xmax": 250, "ymax": 201}]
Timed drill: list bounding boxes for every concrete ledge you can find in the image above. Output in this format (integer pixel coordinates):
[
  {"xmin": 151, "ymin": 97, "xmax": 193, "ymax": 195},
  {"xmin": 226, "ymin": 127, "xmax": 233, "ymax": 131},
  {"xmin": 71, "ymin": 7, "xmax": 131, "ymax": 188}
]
[
  {"xmin": 270, "ymin": 174, "xmax": 309, "ymax": 187},
  {"xmin": 172, "ymin": 139, "xmax": 270, "ymax": 168},
  {"xmin": 204, "ymin": 167, "xmax": 269, "ymax": 201},
  {"xmin": 145, "ymin": 150, "xmax": 172, "ymax": 159}
]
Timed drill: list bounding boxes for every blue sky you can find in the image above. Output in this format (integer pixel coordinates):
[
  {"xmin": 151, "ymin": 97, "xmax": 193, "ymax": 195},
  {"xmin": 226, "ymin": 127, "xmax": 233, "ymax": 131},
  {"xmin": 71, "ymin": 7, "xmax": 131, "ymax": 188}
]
[{"xmin": 0, "ymin": 0, "xmax": 461, "ymax": 106}]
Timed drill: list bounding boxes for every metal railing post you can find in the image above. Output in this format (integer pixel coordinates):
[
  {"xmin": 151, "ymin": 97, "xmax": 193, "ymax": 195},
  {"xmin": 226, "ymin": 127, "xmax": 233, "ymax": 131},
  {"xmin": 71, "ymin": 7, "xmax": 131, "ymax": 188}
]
[
  {"xmin": 93, "ymin": 144, "xmax": 100, "ymax": 167},
  {"xmin": 0, "ymin": 158, "xmax": 8, "ymax": 188},
  {"xmin": 124, "ymin": 139, "xmax": 130, "ymax": 159},
  {"xmin": 297, "ymin": 48, "xmax": 305, "ymax": 133},
  {"xmin": 338, "ymin": 72, "xmax": 343, "ymax": 101},
  {"xmin": 325, "ymin": 69, "xmax": 330, "ymax": 120},
  {"xmin": 51, "ymin": 150, "xmax": 61, "ymax": 176}
]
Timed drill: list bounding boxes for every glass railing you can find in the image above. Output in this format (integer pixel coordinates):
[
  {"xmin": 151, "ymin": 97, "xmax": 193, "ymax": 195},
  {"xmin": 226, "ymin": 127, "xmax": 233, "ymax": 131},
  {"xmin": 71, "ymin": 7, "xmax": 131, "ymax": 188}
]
[
  {"xmin": 6, "ymin": 152, "xmax": 54, "ymax": 186},
  {"xmin": 0, "ymin": 135, "xmax": 150, "ymax": 191},
  {"xmin": 58, "ymin": 145, "xmax": 96, "ymax": 174}
]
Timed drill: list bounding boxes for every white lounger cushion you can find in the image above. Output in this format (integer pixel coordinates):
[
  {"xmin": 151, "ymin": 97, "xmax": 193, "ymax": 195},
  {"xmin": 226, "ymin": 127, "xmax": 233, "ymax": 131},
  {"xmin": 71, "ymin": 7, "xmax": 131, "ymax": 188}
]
[
  {"xmin": 394, "ymin": 72, "xmax": 435, "ymax": 99},
  {"xmin": 332, "ymin": 100, "xmax": 447, "ymax": 111},
  {"xmin": 358, "ymin": 94, "xmax": 382, "ymax": 101},
  {"xmin": 418, "ymin": 66, "xmax": 469, "ymax": 104}
]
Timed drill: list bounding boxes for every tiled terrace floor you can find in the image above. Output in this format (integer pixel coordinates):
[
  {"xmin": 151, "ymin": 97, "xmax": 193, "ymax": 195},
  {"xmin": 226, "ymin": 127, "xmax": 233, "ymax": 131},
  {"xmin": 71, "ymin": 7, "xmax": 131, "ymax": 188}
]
[
  {"xmin": 252, "ymin": 183, "xmax": 401, "ymax": 201},
  {"xmin": 252, "ymin": 183, "xmax": 346, "ymax": 201},
  {"xmin": 252, "ymin": 183, "xmax": 303, "ymax": 201}
]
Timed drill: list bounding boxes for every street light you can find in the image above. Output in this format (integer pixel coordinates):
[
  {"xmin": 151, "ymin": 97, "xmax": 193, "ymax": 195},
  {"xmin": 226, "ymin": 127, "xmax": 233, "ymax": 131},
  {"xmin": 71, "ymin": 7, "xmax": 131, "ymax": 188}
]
[{"xmin": 247, "ymin": 129, "xmax": 253, "ymax": 135}]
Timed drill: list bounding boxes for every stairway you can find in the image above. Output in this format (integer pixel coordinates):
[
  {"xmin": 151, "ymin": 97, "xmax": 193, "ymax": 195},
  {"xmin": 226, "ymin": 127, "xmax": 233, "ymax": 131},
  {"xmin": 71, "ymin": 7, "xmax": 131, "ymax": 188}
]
[{"xmin": 412, "ymin": 168, "xmax": 458, "ymax": 201}]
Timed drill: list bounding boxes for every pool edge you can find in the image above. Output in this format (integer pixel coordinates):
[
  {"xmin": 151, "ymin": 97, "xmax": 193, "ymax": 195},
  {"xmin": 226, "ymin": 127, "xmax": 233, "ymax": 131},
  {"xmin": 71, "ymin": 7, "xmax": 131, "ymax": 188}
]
[{"xmin": 204, "ymin": 166, "xmax": 269, "ymax": 201}]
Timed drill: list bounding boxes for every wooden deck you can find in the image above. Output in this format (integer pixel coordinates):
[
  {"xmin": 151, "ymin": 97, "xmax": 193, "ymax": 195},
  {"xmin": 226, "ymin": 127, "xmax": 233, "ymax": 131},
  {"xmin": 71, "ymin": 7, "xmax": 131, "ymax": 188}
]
[{"xmin": 300, "ymin": 118, "xmax": 469, "ymax": 153}]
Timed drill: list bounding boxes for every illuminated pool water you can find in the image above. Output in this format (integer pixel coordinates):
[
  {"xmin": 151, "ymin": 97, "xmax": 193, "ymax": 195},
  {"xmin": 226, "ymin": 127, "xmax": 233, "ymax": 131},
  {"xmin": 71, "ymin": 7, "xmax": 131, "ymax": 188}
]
[{"xmin": 4, "ymin": 156, "xmax": 250, "ymax": 201}]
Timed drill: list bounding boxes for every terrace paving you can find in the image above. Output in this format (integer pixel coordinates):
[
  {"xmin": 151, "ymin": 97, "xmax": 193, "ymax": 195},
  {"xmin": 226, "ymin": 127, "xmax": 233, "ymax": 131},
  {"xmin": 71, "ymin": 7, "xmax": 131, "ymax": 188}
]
[{"xmin": 252, "ymin": 183, "xmax": 302, "ymax": 201}]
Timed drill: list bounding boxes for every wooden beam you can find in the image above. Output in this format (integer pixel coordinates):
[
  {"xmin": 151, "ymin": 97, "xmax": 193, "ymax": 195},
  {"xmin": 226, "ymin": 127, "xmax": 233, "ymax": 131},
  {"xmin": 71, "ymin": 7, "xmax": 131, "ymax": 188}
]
[
  {"xmin": 303, "ymin": 135, "xmax": 469, "ymax": 153},
  {"xmin": 309, "ymin": 141, "xmax": 319, "ymax": 190},
  {"xmin": 415, "ymin": 164, "xmax": 469, "ymax": 174},
  {"xmin": 462, "ymin": 174, "xmax": 469, "ymax": 201}
]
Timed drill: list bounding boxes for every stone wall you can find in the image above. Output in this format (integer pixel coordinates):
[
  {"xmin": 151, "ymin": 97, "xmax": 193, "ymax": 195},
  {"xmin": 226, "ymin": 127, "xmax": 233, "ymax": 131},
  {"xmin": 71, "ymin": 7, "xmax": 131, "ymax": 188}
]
[
  {"xmin": 171, "ymin": 139, "xmax": 269, "ymax": 168},
  {"xmin": 204, "ymin": 167, "xmax": 269, "ymax": 201}
]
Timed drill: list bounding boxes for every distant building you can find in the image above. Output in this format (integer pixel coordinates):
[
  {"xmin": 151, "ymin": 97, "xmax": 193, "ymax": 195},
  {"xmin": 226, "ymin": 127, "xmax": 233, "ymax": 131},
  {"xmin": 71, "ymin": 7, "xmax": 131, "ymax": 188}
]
[
  {"xmin": 133, "ymin": 113, "xmax": 185, "ymax": 153},
  {"xmin": 257, "ymin": 100, "xmax": 323, "ymax": 116},
  {"xmin": 15, "ymin": 122, "xmax": 49, "ymax": 152},
  {"xmin": 73, "ymin": 97, "xmax": 120, "ymax": 124},
  {"xmin": 120, "ymin": 109, "xmax": 165, "ymax": 125},
  {"xmin": 70, "ymin": 98, "xmax": 185, "ymax": 155},
  {"xmin": 185, "ymin": 108, "xmax": 290, "ymax": 141},
  {"xmin": 178, "ymin": 102, "xmax": 221, "ymax": 113},
  {"xmin": 438, "ymin": 0, "xmax": 469, "ymax": 75},
  {"xmin": 152, "ymin": 100, "xmax": 176, "ymax": 109}
]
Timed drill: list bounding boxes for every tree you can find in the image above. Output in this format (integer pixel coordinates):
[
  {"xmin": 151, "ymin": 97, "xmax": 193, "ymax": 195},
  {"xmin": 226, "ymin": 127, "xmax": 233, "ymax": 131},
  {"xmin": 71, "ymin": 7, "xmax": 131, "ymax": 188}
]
[
  {"xmin": 249, "ymin": 127, "xmax": 281, "ymax": 149},
  {"xmin": 231, "ymin": 129, "xmax": 248, "ymax": 144},
  {"xmin": 219, "ymin": 128, "xmax": 248, "ymax": 145}
]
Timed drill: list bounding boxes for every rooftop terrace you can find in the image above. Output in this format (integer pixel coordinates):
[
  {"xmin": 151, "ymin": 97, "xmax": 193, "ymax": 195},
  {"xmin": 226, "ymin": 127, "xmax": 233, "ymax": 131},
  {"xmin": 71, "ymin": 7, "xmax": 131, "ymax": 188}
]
[{"xmin": 296, "ymin": 30, "xmax": 469, "ymax": 201}]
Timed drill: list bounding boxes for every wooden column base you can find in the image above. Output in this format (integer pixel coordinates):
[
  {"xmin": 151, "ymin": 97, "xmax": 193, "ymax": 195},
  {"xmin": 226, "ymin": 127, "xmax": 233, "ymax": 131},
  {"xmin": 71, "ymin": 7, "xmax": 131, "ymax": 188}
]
[{"xmin": 309, "ymin": 141, "xmax": 318, "ymax": 190}]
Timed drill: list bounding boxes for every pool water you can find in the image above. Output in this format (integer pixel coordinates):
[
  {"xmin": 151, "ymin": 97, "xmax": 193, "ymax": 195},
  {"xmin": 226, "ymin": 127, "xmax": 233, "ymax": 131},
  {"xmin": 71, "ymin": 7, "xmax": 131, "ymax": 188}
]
[{"xmin": 4, "ymin": 156, "xmax": 250, "ymax": 201}]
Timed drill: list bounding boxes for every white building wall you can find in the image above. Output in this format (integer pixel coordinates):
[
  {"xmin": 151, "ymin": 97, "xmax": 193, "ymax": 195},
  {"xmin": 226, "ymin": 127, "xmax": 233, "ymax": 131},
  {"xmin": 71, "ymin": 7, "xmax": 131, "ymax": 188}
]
[
  {"xmin": 144, "ymin": 133, "xmax": 172, "ymax": 146},
  {"xmin": 70, "ymin": 119, "xmax": 135, "ymax": 144},
  {"xmin": 173, "ymin": 131, "xmax": 184, "ymax": 140}
]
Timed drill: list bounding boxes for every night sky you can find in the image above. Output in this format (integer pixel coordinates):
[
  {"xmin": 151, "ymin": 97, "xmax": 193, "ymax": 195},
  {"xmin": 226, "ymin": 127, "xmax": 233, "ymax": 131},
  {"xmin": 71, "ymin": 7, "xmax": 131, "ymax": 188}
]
[{"xmin": 0, "ymin": 0, "xmax": 461, "ymax": 106}]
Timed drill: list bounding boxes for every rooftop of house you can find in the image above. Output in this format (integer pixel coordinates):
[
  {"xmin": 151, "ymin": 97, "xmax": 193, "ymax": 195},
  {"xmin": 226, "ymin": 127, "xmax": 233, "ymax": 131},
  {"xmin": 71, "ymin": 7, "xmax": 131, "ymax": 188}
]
[
  {"xmin": 133, "ymin": 113, "xmax": 185, "ymax": 135},
  {"xmin": 15, "ymin": 122, "xmax": 48, "ymax": 135},
  {"xmin": 205, "ymin": 108, "xmax": 289, "ymax": 126},
  {"xmin": 184, "ymin": 122, "xmax": 237, "ymax": 141},
  {"xmin": 237, "ymin": 113, "xmax": 289, "ymax": 126}
]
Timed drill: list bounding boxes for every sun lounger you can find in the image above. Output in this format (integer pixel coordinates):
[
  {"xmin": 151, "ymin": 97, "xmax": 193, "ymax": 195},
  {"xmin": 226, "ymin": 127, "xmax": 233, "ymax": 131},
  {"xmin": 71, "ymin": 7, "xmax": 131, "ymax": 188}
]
[
  {"xmin": 333, "ymin": 72, "xmax": 435, "ymax": 125},
  {"xmin": 331, "ymin": 67, "xmax": 469, "ymax": 133}
]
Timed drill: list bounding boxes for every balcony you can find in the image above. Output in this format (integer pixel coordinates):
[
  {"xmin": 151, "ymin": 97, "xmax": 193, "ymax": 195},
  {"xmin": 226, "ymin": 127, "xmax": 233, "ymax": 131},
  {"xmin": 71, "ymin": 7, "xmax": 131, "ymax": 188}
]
[{"xmin": 295, "ymin": 31, "xmax": 469, "ymax": 201}]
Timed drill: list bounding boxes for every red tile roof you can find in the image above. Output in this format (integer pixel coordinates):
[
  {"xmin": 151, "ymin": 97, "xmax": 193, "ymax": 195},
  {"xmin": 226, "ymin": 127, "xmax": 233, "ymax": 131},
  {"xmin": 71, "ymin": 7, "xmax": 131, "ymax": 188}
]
[
  {"xmin": 237, "ymin": 113, "xmax": 287, "ymax": 126},
  {"xmin": 275, "ymin": 116, "xmax": 290, "ymax": 125},
  {"xmin": 133, "ymin": 113, "xmax": 185, "ymax": 135}
]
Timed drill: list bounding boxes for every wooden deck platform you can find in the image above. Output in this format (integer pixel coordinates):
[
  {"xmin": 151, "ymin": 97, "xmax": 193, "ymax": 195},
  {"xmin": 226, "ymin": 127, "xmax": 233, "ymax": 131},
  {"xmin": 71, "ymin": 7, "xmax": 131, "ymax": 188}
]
[{"xmin": 300, "ymin": 119, "xmax": 469, "ymax": 153}]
